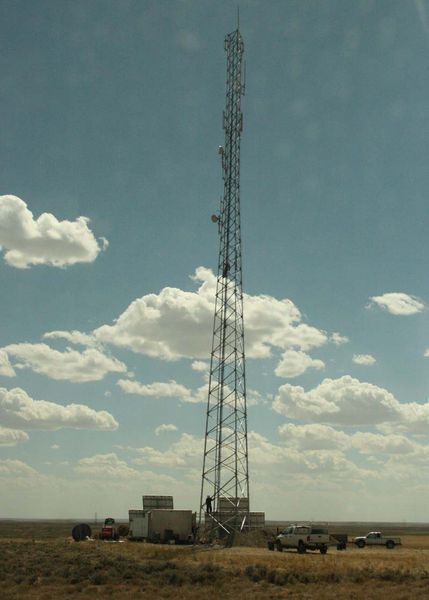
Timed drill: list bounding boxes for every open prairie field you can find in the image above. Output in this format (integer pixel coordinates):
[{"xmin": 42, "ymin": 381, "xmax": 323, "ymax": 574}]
[{"xmin": 1, "ymin": 520, "xmax": 429, "ymax": 599}]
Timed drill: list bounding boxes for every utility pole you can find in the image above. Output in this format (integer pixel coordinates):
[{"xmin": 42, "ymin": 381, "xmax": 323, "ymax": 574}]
[{"xmin": 199, "ymin": 23, "xmax": 249, "ymax": 536}]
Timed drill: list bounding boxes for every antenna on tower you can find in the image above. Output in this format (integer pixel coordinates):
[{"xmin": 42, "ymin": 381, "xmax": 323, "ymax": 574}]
[{"xmin": 199, "ymin": 25, "xmax": 249, "ymax": 537}]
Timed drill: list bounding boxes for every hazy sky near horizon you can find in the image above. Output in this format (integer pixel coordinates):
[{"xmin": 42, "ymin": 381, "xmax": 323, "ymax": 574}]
[{"xmin": 2, "ymin": 0, "xmax": 429, "ymax": 521}]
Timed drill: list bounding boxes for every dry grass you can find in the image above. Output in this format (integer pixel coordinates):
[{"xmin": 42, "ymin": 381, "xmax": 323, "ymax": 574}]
[{"xmin": 1, "ymin": 520, "xmax": 429, "ymax": 598}]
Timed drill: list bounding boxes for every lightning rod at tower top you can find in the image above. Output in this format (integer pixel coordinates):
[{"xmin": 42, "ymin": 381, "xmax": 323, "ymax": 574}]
[{"xmin": 199, "ymin": 21, "xmax": 249, "ymax": 536}]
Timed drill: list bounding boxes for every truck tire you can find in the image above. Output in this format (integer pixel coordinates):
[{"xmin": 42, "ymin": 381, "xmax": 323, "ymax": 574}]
[
  {"xmin": 297, "ymin": 540, "xmax": 306, "ymax": 554},
  {"xmin": 356, "ymin": 540, "xmax": 365, "ymax": 549},
  {"xmin": 276, "ymin": 540, "xmax": 283, "ymax": 552},
  {"xmin": 320, "ymin": 545, "xmax": 328, "ymax": 555},
  {"xmin": 386, "ymin": 540, "xmax": 395, "ymax": 549}
]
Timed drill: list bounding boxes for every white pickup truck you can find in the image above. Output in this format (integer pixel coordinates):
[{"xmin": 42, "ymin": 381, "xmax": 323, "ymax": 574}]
[
  {"xmin": 353, "ymin": 532, "xmax": 401, "ymax": 549},
  {"xmin": 276, "ymin": 524, "xmax": 330, "ymax": 554}
]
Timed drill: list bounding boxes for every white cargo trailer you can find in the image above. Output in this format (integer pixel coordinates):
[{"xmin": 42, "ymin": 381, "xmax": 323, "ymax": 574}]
[
  {"xmin": 148, "ymin": 509, "xmax": 194, "ymax": 543},
  {"xmin": 128, "ymin": 510, "xmax": 148, "ymax": 540},
  {"xmin": 128, "ymin": 508, "xmax": 194, "ymax": 543}
]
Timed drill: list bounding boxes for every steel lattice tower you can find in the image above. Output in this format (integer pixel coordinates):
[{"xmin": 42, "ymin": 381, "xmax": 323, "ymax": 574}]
[{"xmin": 199, "ymin": 25, "xmax": 249, "ymax": 535}]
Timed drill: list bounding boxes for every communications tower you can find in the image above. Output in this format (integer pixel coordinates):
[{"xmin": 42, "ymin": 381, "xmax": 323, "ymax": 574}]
[{"xmin": 199, "ymin": 25, "xmax": 249, "ymax": 535}]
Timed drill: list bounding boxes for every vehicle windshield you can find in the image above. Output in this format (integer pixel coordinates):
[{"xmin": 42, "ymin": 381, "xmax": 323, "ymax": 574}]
[{"xmin": 281, "ymin": 526, "xmax": 293, "ymax": 534}]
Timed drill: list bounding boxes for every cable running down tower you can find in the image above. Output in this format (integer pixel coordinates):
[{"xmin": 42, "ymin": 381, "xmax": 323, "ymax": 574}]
[{"xmin": 199, "ymin": 25, "xmax": 249, "ymax": 535}]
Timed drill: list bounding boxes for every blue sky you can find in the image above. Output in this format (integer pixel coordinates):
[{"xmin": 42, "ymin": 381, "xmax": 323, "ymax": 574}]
[{"xmin": 2, "ymin": 0, "xmax": 429, "ymax": 521}]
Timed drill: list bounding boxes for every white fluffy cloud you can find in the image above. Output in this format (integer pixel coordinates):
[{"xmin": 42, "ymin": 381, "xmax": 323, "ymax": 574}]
[
  {"xmin": 351, "ymin": 432, "xmax": 415, "ymax": 455},
  {"xmin": 273, "ymin": 375, "xmax": 429, "ymax": 431},
  {"xmin": 0, "ymin": 426, "xmax": 29, "ymax": 446},
  {"xmin": 191, "ymin": 360, "xmax": 209, "ymax": 372},
  {"xmin": 117, "ymin": 378, "xmax": 208, "ymax": 404},
  {"xmin": 0, "ymin": 195, "xmax": 108, "ymax": 268},
  {"xmin": 384, "ymin": 445, "xmax": 429, "ymax": 470},
  {"xmin": 117, "ymin": 378, "xmax": 191, "ymax": 400},
  {"xmin": 0, "ymin": 459, "xmax": 38, "ymax": 476},
  {"xmin": 331, "ymin": 332, "xmax": 349, "ymax": 346},
  {"xmin": 116, "ymin": 426, "xmax": 429, "ymax": 499},
  {"xmin": 155, "ymin": 423, "xmax": 178, "ymax": 436},
  {"xmin": 75, "ymin": 453, "xmax": 139, "ymax": 479},
  {"xmin": 125, "ymin": 429, "xmax": 371, "ymax": 482},
  {"xmin": 43, "ymin": 330, "xmax": 97, "ymax": 347},
  {"xmin": 0, "ymin": 350, "xmax": 15, "ymax": 377},
  {"xmin": 3, "ymin": 343, "xmax": 126, "ymax": 382},
  {"xmin": 369, "ymin": 292, "xmax": 424, "ymax": 315},
  {"xmin": 278, "ymin": 423, "xmax": 349, "ymax": 451},
  {"xmin": 278, "ymin": 423, "xmax": 416, "ymax": 455},
  {"xmin": 94, "ymin": 267, "xmax": 329, "ymax": 360},
  {"xmin": 0, "ymin": 386, "xmax": 118, "ymax": 430},
  {"xmin": 129, "ymin": 433, "xmax": 203, "ymax": 469},
  {"xmin": 249, "ymin": 430, "xmax": 429, "ymax": 494},
  {"xmin": 248, "ymin": 431, "xmax": 372, "ymax": 480},
  {"xmin": 275, "ymin": 349, "xmax": 324, "ymax": 378},
  {"xmin": 353, "ymin": 354, "xmax": 376, "ymax": 366}
]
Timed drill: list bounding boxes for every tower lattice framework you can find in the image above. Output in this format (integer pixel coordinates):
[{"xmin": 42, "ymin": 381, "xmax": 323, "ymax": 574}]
[{"xmin": 199, "ymin": 26, "xmax": 249, "ymax": 535}]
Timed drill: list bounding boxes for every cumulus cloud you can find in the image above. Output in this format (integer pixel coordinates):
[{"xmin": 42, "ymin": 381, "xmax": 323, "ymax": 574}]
[
  {"xmin": 353, "ymin": 354, "xmax": 376, "ymax": 366},
  {"xmin": 278, "ymin": 423, "xmax": 415, "ymax": 455},
  {"xmin": 155, "ymin": 424, "xmax": 178, "ymax": 436},
  {"xmin": 275, "ymin": 350, "xmax": 324, "ymax": 378},
  {"xmin": 117, "ymin": 378, "xmax": 208, "ymax": 404},
  {"xmin": 94, "ymin": 267, "xmax": 328, "ymax": 360},
  {"xmin": 43, "ymin": 330, "xmax": 96, "ymax": 347},
  {"xmin": 0, "ymin": 350, "xmax": 15, "ymax": 377},
  {"xmin": 331, "ymin": 332, "xmax": 349, "ymax": 346},
  {"xmin": 127, "ymin": 429, "xmax": 371, "ymax": 482},
  {"xmin": 3, "ymin": 343, "xmax": 126, "ymax": 382},
  {"xmin": 133, "ymin": 448, "xmax": 188, "ymax": 468},
  {"xmin": 247, "ymin": 388, "xmax": 262, "ymax": 407},
  {"xmin": 248, "ymin": 431, "xmax": 372, "ymax": 480},
  {"xmin": 118, "ymin": 374, "xmax": 260, "ymax": 409},
  {"xmin": 120, "ymin": 427, "xmax": 426, "ymax": 490},
  {"xmin": 278, "ymin": 423, "xmax": 349, "ymax": 451},
  {"xmin": 129, "ymin": 433, "xmax": 203, "ymax": 469},
  {"xmin": 0, "ymin": 459, "xmax": 38, "ymax": 476},
  {"xmin": 0, "ymin": 426, "xmax": 29, "ymax": 446},
  {"xmin": 369, "ymin": 292, "xmax": 424, "ymax": 315},
  {"xmin": 351, "ymin": 432, "xmax": 415, "ymax": 455},
  {"xmin": 117, "ymin": 378, "xmax": 191, "ymax": 400},
  {"xmin": 75, "ymin": 453, "xmax": 139, "ymax": 479},
  {"xmin": 191, "ymin": 361, "xmax": 209, "ymax": 372},
  {"xmin": 273, "ymin": 375, "xmax": 429, "ymax": 432},
  {"xmin": 0, "ymin": 195, "xmax": 107, "ymax": 268},
  {"xmin": 0, "ymin": 386, "xmax": 118, "ymax": 430},
  {"xmin": 385, "ymin": 445, "xmax": 429, "ymax": 472}
]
